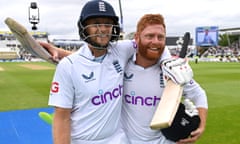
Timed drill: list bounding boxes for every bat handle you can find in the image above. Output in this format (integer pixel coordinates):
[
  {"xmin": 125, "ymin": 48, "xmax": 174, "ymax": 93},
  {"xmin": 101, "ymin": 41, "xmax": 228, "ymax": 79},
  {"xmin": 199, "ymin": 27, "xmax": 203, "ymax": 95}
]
[{"xmin": 179, "ymin": 32, "xmax": 190, "ymax": 58}]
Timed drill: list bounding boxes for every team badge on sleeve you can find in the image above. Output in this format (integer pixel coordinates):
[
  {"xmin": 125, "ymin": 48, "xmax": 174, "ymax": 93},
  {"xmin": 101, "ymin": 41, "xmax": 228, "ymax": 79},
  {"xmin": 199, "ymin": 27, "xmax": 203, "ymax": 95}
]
[{"xmin": 51, "ymin": 82, "xmax": 59, "ymax": 93}]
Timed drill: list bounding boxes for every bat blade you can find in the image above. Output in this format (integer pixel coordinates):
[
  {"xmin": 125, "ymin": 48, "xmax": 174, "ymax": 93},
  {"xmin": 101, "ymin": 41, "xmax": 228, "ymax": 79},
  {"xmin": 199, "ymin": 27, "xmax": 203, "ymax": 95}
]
[
  {"xmin": 150, "ymin": 80, "xmax": 183, "ymax": 129},
  {"xmin": 150, "ymin": 32, "xmax": 190, "ymax": 129},
  {"xmin": 4, "ymin": 17, "xmax": 56, "ymax": 64}
]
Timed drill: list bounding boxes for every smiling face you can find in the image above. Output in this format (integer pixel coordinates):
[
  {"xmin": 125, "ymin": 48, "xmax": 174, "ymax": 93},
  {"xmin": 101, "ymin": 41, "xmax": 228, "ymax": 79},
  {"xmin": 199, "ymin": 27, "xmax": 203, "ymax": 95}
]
[
  {"xmin": 134, "ymin": 14, "xmax": 166, "ymax": 67},
  {"xmin": 135, "ymin": 24, "xmax": 166, "ymax": 61},
  {"xmin": 85, "ymin": 17, "xmax": 114, "ymax": 48}
]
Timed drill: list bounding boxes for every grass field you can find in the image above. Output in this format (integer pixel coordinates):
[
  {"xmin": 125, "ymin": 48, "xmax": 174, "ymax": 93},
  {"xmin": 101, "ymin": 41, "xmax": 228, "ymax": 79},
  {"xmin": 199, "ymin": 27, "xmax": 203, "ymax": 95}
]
[
  {"xmin": 0, "ymin": 61, "xmax": 240, "ymax": 143},
  {"xmin": 190, "ymin": 62, "xmax": 240, "ymax": 144},
  {"xmin": 0, "ymin": 62, "xmax": 55, "ymax": 111}
]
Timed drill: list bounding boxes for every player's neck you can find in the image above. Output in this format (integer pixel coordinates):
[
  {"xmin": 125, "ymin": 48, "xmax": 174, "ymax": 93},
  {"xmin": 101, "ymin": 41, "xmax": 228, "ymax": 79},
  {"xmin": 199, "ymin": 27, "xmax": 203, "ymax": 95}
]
[
  {"xmin": 89, "ymin": 46, "xmax": 107, "ymax": 57},
  {"xmin": 135, "ymin": 54, "xmax": 158, "ymax": 68}
]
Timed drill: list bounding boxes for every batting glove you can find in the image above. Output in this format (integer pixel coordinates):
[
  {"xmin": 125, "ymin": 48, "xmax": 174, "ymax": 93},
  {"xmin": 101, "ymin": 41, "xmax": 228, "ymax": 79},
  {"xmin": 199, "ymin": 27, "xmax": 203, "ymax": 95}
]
[
  {"xmin": 183, "ymin": 99, "xmax": 199, "ymax": 117},
  {"xmin": 161, "ymin": 57, "xmax": 193, "ymax": 85}
]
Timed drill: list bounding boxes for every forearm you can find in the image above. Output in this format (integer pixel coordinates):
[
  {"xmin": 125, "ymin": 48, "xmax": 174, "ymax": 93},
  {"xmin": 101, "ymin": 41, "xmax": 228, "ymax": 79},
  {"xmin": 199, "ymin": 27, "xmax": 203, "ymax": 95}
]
[
  {"xmin": 197, "ymin": 107, "xmax": 208, "ymax": 131},
  {"xmin": 53, "ymin": 108, "xmax": 71, "ymax": 144},
  {"xmin": 58, "ymin": 48, "xmax": 72, "ymax": 59}
]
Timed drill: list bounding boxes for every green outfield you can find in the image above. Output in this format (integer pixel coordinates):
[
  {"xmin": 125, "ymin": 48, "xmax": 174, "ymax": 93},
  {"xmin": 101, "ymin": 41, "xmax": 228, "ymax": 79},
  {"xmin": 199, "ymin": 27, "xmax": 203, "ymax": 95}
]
[
  {"xmin": 0, "ymin": 62, "xmax": 55, "ymax": 111},
  {"xmin": 190, "ymin": 62, "xmax": 240, "ymax": 144},
  {"xmin": 0, "ymin": 61, "xmax": 240, "ymax": 143}
]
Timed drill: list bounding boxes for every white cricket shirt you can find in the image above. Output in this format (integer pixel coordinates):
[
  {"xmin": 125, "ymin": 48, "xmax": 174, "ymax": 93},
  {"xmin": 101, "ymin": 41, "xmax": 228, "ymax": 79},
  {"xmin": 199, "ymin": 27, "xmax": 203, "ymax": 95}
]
[
  {"xmin": 121, "ymin": 48, "xmax": 207, "ymax": 144},
  {"xmin": 49, "ymin": 40, "xmax": 136, "ymax": 144}
]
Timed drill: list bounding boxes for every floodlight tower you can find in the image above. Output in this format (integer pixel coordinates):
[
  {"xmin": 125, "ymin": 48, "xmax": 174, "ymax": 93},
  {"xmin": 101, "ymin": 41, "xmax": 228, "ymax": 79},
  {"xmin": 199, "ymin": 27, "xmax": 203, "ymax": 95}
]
[{"xmin": 28, "ymin": 2, "xmax": 40, "ymax": 30}]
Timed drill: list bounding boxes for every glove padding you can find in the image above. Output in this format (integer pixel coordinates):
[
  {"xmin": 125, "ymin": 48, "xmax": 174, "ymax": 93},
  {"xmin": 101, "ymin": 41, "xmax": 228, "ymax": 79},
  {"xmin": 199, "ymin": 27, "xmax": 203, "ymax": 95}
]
[{"xmin": 161, "ymin": 58, "xmax": 193, "ymax": 85}]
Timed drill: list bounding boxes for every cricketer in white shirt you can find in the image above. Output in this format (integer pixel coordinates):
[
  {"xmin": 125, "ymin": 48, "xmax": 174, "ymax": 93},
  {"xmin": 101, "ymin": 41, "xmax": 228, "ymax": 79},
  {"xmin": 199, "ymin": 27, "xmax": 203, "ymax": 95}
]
[
  {"xmin": 121, "ymin": 50, "xmax": 208, "ymax": 144},
  {"xmin": 48, "ymin": 40, "xmax": 136, "ymax": 144}
]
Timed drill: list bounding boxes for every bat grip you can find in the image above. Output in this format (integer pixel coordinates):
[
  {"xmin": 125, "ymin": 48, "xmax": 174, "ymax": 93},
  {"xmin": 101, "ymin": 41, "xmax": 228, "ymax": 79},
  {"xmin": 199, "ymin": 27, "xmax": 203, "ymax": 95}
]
[{"xmin": 179, "ymin": 32, "xmax": 190, "ymax": 58}]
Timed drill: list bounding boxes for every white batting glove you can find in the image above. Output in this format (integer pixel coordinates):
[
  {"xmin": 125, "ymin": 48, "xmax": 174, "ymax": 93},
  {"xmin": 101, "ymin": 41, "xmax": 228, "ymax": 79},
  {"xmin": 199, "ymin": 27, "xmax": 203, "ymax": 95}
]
[
  {"xmin": 161, "ymin": 57, "xmax": 193, "ymax": 85},
  {"xmin": 183, "ymin": 99, "xmax": 199, "ymax": 117}
]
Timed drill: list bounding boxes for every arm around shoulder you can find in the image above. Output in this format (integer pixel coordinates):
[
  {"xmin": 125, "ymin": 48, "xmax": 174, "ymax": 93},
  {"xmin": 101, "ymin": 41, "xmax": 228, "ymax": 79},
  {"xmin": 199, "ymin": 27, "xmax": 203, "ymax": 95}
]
[{"xmin": 39, "ymin": 41, "xmax": 73, "ymax": 62}]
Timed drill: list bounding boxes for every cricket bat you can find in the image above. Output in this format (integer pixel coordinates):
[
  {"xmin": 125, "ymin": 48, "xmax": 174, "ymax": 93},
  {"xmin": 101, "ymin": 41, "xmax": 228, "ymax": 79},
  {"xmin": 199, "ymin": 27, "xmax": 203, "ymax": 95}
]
[
  {"xmin": 4, "ymin": 17, "xmax": 56, "ymax": 64},
  {"xmin": 150, "ymin": 32, "xmax": 190, "ymax": 129}
]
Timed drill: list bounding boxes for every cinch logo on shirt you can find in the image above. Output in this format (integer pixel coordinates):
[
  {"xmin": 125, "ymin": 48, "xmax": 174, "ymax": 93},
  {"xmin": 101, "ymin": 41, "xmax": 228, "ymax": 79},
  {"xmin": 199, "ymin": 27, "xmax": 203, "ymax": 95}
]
[
  {"xmin": 124, "ymin": 91, "xmax": 160, "ymax": 106},
  {"xmin": 92, "ymin": 84, "xmax": 123, "ymax": 105},
  {"xmin": 51, "ymin": 82, "xmax": 59, "ymax": 93}
]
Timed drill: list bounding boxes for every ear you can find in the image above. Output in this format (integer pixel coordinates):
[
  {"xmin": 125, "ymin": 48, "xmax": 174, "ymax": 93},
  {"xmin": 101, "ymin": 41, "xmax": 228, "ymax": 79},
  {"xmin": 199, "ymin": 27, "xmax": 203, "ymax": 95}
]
[{"xmin": 134, "ymin": 32, "xmax": 140, "ymax": 42}]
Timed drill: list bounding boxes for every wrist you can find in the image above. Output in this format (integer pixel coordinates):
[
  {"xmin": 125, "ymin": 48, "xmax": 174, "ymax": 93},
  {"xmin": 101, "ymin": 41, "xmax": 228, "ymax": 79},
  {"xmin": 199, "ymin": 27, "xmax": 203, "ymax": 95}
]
[{"xmin": 58, "ymin": 48, "xmax": 70, "ymax": 59}]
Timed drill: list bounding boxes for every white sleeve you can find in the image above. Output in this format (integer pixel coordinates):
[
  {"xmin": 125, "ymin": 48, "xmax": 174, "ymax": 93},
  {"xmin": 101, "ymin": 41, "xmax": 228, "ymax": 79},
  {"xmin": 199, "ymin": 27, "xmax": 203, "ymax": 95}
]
[
  {"xmin": 111, "ymin": 40, "xmax": 136, "ymax": 62},
  {"xmin": 119, "ymin": 40, "xmax": 137, "ymax": 59},
  {"xmin": 48, "ymin": 57, "xmax": 74, "ymax": 108},
  {"xmin": 182, "ymin": 79, "xmax": 208, "ymax": 109}
]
